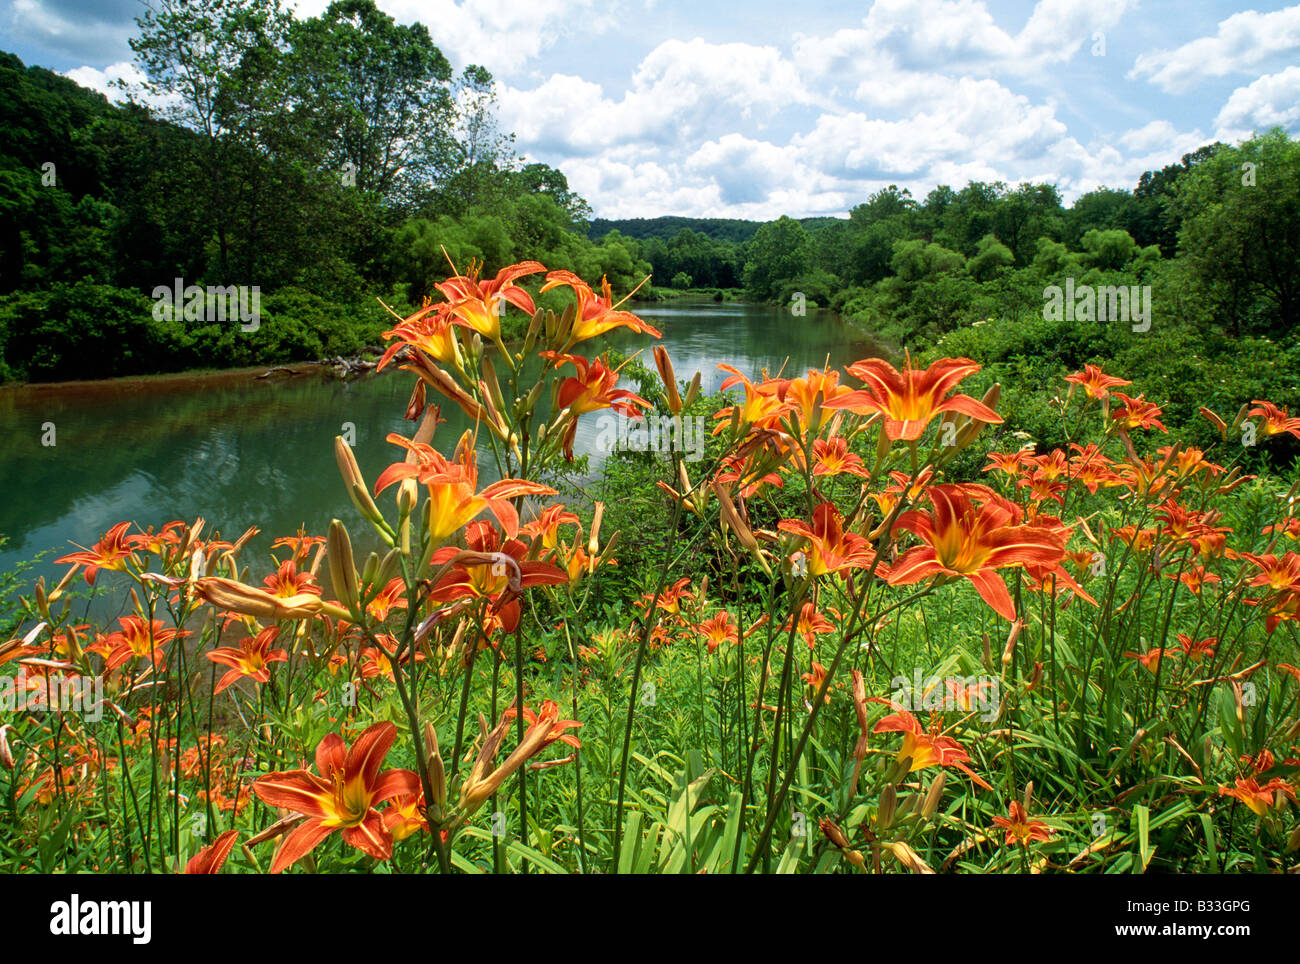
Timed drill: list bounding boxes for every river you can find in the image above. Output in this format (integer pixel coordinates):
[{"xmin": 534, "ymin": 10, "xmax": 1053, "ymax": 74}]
[{"xmin": 0, "ymin": 301, "xmax": 888, "ymax": 603}]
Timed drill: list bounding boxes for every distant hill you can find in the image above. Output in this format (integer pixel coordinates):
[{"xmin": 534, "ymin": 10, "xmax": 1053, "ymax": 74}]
[{"xmin": 588, "ymin": 215, "xmax": 845, "ymax": 243}]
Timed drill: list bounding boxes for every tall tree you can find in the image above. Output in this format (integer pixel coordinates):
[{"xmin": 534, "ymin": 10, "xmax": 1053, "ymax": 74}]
[
  {"xmin": 1172, "ymin": 129, "xmax": 1299, "ymax": 335},
  {"xmin": 288, "ymin": 0, "xmax": 455, "ymax": 207},
  {"xmin": 127, "ymin": 0, "xmax": 292, "ymax": 278}
]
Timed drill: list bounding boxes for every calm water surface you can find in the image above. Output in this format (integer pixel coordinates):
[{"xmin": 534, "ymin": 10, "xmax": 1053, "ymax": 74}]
[{"xmin": 0, "ymin": 302, "xmax": 888, "ymax": 603}]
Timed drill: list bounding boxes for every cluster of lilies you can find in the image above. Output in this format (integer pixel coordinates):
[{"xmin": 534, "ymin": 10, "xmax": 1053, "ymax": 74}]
[{"xmin": 4, "ymin": 257, "xmax": 1300, "ymax": 873}]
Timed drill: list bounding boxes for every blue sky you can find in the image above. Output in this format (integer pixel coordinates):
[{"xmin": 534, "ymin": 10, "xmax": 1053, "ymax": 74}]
[{"xmin": 4, "ymin": 0, "xmax": 1299, "ymax": 218}]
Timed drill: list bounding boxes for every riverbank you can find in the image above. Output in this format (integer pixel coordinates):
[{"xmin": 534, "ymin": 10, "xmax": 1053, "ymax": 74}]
[{"xmin": 0, "ymin": 360, "xmax": 332, "ymax": 399}]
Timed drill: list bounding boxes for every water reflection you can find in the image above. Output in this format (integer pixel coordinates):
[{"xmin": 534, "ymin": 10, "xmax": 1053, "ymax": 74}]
[{"xmin": 0, "ymin": 303, "xmax": 888, "ymax": 603}]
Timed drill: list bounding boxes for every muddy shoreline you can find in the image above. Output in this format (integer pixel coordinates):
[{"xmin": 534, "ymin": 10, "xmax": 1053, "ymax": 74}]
[{"xmin": 0, "ymin": 358, "xmax": 373, "ymax": 401}]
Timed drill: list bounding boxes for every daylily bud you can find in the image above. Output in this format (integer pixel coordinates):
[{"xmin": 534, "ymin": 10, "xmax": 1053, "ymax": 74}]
[
  {"xmin": 890, "ymin": 840, "xmax": 935, "ymax": 874},
  {"xmin": 1229, "ymin": 403, "xmax": 1250, "ymax": 435},
  {"xmin": 64, "ymin": 623, "xmax": 82, "ymax": 663},
  {"xmin": 711, "ymin": 480, "xmax": 770, "ymax": 575},
  {"xmin": 1198, "ymin": 405, "xmax": 1228, "ymax": 440},
  {"xmin": 1002, "ymin": 618, "xmax": 1023, "ymax": 667},
  {"xmin": 376, "ymin": 549, "xmax": 402, "ymax": 588},
  {"xmin": 654, "ymin": 346, "xmax": 682, "ymax": 414},
  {"xmin": 588, "ymin": 502, "xmax": 605, "ymax": 557},
  {"xmin": 481, "ymin": 356, "xmax": 509, "ymax": 424},
  {"xmin": 683, "ymin": 371, "xmax": 701, "ymax": 410},
  {"xmin": 954, "ymin": 383, "xmax": 1000, "ymax": 450},
  {"xmin": 406, "ymin": 353, "xmax": 489, "ymax": 424},
  {"xmin": 921, "ymin": 771, "xmax": 947, "ymax": 819},
  {"xmin": 820, "ymin": 817, "xmax": 851, "ymax": 849},
  {"xmin": 1027, "ymin": 660, "xmax": 1044, "ymax": 690},
  {"xmin": 194, "ymin": 577, "xmax": 346, "ymax": 621},
  {"xmin": 876, "ymin": 416, "xmax": 893, "ymax": 462},
  {"xmin": 34, "ymin": 577, "xmax": 50, "ymax": 621},
  {"xmin": 49, "ymin": 564, "xmax": 77, "ymax": 604},
  {"xmin": 425, "ymin": 722, "xmax": 447, "ymax": 811},
  {"xmin": 360, "ymin": 552, "xmax": 380, "ymax": 590},
  {"xmin": 819, "ymin": 818, "xmax": 865, "ymax": 869},
  {"xmin": 0, "ymin": 724, "xmax": 13, "ymax": 769},
  {"xmin": 328, "ymin": 520, "xmax": 362, "ymax": 618},
  {"xmin": 553, "ymin": 303, "xmax": 575, "ymax": 347},
  {"xmin": 404, "ymin": 378, "xmax": 426, "ymax": 422},
  {"xmin": 523, "ymin": 308, "xmax": 544, "ymax": 357},
  {"xmin": 877, "ymin": 783, "xmax": 898, "ymax": 828},
  {"xmin": 335, "ymin": 437, "xmax": 385, "ymax": 525},
  {"xmin": 981, "ymin": 631, "xmax": 993, "ymax": 669}
]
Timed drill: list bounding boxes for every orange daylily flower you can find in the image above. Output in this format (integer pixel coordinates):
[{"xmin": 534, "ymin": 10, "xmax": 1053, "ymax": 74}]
[
  {"xmin": 55, "ymin": 521, "xmax": 137, "ymax": 585},
  {"xmin": 262, "ymin": 559, "xmax": 321, "ymax": 599},
  {"xmin": 991, "ymin": 801, "xmax": 1054, "ymax": 845},
  {"xmin": 543, "ymin": 351, "xmax": 653, "ymax": 460},
  {"xmin": 251, "ymin": 721, "xmax": 420, "ymax": 873},
  {"xmin": 870, "ymin": 699, "xmax": 993, "ymax": 790},
  {"xmin": 1242, "ymin": 552, "xmax": 1300, "ymax": 592},
  {"xmin": 383, "ymin": 794, "xmax": 429, "ymax": 842},
  {"xmin": 1110, "ymin": 524, "xmax": 1157, "ymax": 552},
  {"xmin": 714, "ymin": 364, "xmax": 790, "ymax": 433},
  {"xmin": 887, "ymin": 485, "xmax": 1065, "ymax": 621},
  {"xmin": 1069, "ymin": 443, "xmax": 1124, "ymax": 493},
  {"xmin": 777, "ymin": 368, "xmax": 855, "ymax": 432},
  {"xmin": 539, "ymin": 270, "xmax": 661, "ymax": 344},
  {"xmin": 436, "ymin": 260, "xmax": 544, "ymax": 344},
  {"xmin": 1263, "ymin": 518, "xmax": 1300, "ymax": 542},
  {"xmin": 1168, "ymin": 566, "xmax": 1221, "ymax": 594},
  {"xmin": 802, "ymin": 661, "xmax": 830, "ymax": 703},
  {"xmin": 129, "ymin": 520, "xmax": 186, "ymax": 557},
  {"xmin": 778, "ymin": 502, "xmax": 882, "ymax": 579},
  {"xmin": 270, "ymin": 531, "xmax": 327, "ymax": 564},
  {"xmin": 206, "ymin": 626, "xmax": 289, "ymax": 694},
  {"xmin": 823, "ymin": 355, "xmax": 1001, "ymax": 441},
  {"xmin": 366, "ymin": 577, "xmax": 409, "ymax": 622},
  {"xmin": 1157, "ymin": 445, "xmax": 1221, "ymax": 480},
  {"xmin": 983, "ymin": 450, "xmax": 1030, "ymax": 479},
  {"xmin": 184, "ymin": 830, "xmax": 240, "ymax": 874},
  {"xmin": 1064, "ymin": 364, "xmax": 1130, "ymax": 401},
  {"xmin": 1124, "ymin": 646, "xmax": 1173, "ymax": 674},
  {"xmin": 374, "ymin": 430, "xmax": 556, "ymax": 543},
  {"xmin": 427, "ymin": 522, "xmax": 568, "ymax": 607},
  {"xmin": 101, "ymin": 616, "xmax": 184, "ymax": 671},
  {"xmin": 1111, "ymin": 393, "xmax": 1167, "ymax": 433},
  {"xmin": 1249, "ymin": 400, "xmax": 1300, "ymax": 440},
  {"xmin": 695, "ymin": 611, "xmax": 739, "ymax": 653},
  {"xmin": 786, "ymin": 602, "xmax": 836, "ymax": 648},
  {"xmin": 1219, "ymin": 777, "xmax": 1297, "ymax": 818},
  {"xmin": 812, "ymin": 436, "xmax": 870, "ymax": 479},
  {"xmin": 360, "ymin": 636, "xmax": 424, "ymax": 681},
  {"xmin": 459, "ymin": 701, "xmax": 582, "ymax": 814},
  {"xmin": 636, "ymin": 577, "xmax": 695, "ymax": 616},
  {"xmin": 1176, "ymin": 634, "xmax": 1217, "ymax": 662},
  {"xmin": 379, "ymin": 301, "xmax": 461, "ymax": 370},
  {"xmin": 521, "ymin": 504, "xmax": 580, "ymax": 550}
]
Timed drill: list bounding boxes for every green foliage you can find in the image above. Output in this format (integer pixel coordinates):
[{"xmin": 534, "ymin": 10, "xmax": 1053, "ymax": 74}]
[
  {"xmin": 0, "ymin": 282, "xmax": 387, "ymax": 382},
  {"xmin": 743, "ymin": 216, "xmax": 813, "ymax": 300},
  {"xmin": 1171, "ymin": 127, "xmax": 1300, "ymax": 336}
]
